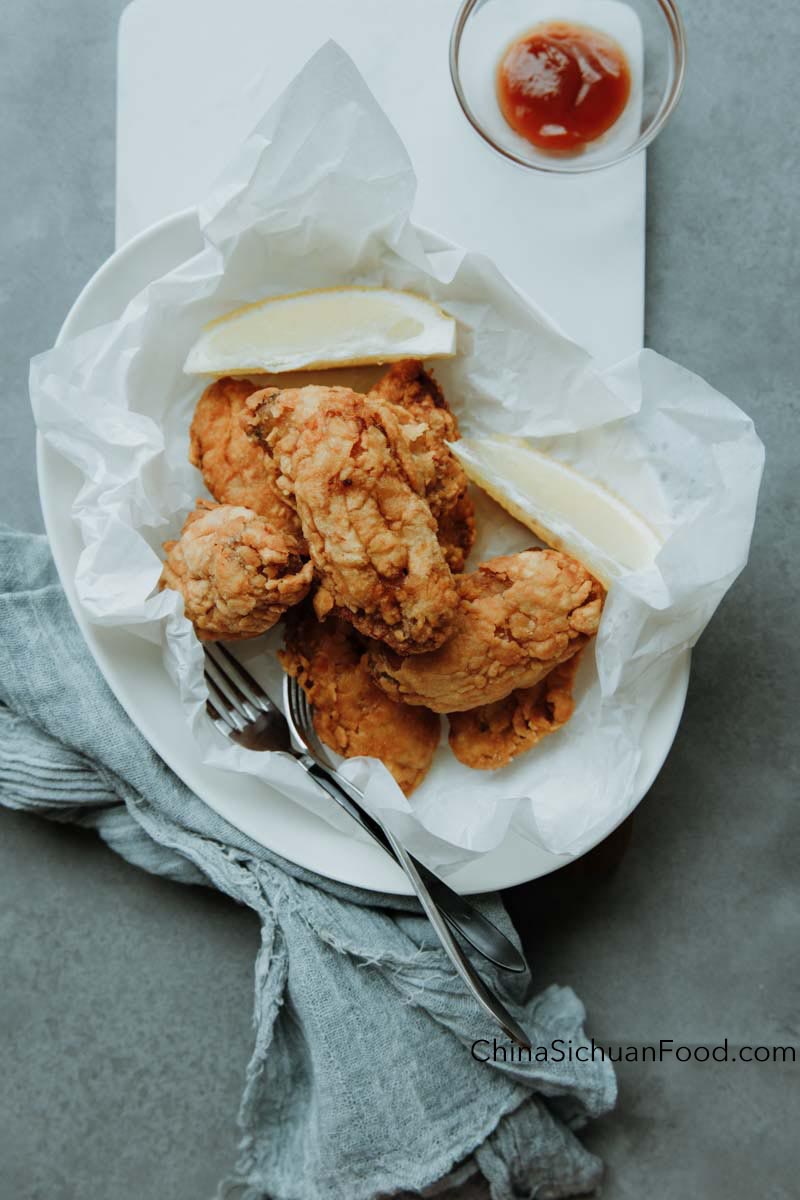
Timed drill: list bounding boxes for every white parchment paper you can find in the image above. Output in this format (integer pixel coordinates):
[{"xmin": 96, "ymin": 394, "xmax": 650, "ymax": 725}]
[{"xmin": 30, "ymin": 43, "xmax": 764, "ymax": 869}]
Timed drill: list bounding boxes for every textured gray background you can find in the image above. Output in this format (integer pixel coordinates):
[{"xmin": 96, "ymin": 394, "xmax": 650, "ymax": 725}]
[{"xmin": 1, "ymin": 1, "xmax": 798, "ymax": 1198}]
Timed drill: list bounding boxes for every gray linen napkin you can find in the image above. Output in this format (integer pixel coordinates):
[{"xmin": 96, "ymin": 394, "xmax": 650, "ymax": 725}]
[{"xmin": 0, "ymin": 526, "xmax": 616, "ymax": 1200}]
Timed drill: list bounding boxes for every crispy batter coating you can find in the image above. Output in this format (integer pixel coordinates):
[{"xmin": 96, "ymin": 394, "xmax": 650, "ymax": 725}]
[
  {"xmin": 279, "ymin": 613, "xmax": 440, "ymax": 796},
  {"xmin": 368, "ymin": 358, "xmax": 454, "ymax": 431},
  {"xmin": 368, "ymin": 549, "xmax": 604, "ymax": 712},
  {"xmin": 369, "ymin": 360, "xmax": 475, "ymax": 572},
  {"xmin": 189, "ymin": 377, "xmax": 303, "ymax": 541},
  {"xmin": 448, "ymin": 653, "xmax": 582, "ymax": 770},
  {"xmin": 243, "ymin": 385, "xmax": 458, "ymax": 655},
  {"xmin": 159, "ymin": 500, "xmax": 312, "ymax": 641}
]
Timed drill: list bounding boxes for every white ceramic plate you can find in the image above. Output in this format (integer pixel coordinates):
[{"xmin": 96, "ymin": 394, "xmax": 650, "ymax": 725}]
[{"xmin": 36, "ymin": 209, "xmax": 690, "ymax": 895}]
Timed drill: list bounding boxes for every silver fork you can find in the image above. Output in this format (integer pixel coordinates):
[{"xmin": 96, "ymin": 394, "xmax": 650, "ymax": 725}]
[
  {"xmin": 284, "ymin": 674, "xmax": 531, "ymax": 1048},
  {"xmin": 203, "ymin": 641, "xmax": 525, "ymax": 973},
  {"xmin": 202, "ymin": 642, "xmax": 530, "ymax": 1047}
]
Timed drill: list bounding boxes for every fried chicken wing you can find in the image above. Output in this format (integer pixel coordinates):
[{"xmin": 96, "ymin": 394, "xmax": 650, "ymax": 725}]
[
  {"xmin": 279, "ymin": 613, "xmax": 440, "ymax": 796},
  {"xmin": 159, "ymin": 500, "xmax": 312, "ymax": 641},
  {"xmin": 189, "ymin": 377, "xmax": 303, "ymax": 541},
  {"xmin": 243, "ymin": 385, "xmax": 458, "ymax": 655},
  {"xmin": 448, "ymin": 653, "xmax": 582, "ymax": 770},
  {"xmin": 368, "ymin": 548, "xmax": 604, "ymax": 712},
  {"xmin": 369, "ymin": 360, "xmax": 475, "ymax": 572}
]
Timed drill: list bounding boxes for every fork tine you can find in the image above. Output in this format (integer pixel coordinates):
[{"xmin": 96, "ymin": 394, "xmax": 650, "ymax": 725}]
[
  {"xmin": 206, "ymin": 697, "xmax": 236, "ymax": 738},
  {"xmin": 284, "ymin": 675, "xmax": 308, "ymax": 745},
  {"xmin": 297, "ymin": 688, "xmax": 315, "ymax": 735},
  {"xmin": 209, "ymin": 642, "xmax": 273, "ymax": 713},
  {"xmin": 297, "ymin": 686, "xmax": 317, "ymax": 739},
  {"xmin": 204, "ymin": 653, "xmax": 259, "ymax": 723},
  {"xmin": 205, "ymin": 671, "xmax": 247, "ymax": 733},
  {"xmin": 285, "ymin": 675, "xmax": 335, "ymax": 768},
  {"xmin": 285, "ymin": 676, "xmax": 314, "ymax": 752}
]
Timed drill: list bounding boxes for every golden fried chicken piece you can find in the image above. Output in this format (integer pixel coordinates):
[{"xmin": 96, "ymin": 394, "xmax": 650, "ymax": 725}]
[
  {"xmin": 368, "ymin": 358, "xmax": 453, "ymax": 431},
  {"xmin": 159, "ymin": 500, "xmax": 312, "ymax": 641},
  {"xmin": 369, "ymin": 360, "xmax": 475, "ymax": 572},
  {"xmin": 243, "ymin": 385, "xmax": 458, "ymax": 655},
  {"xmin": 189, "ymin": 377, "xmax": 303, "ymax": 541},
  {"xmin": 279, "ymin": 613, "xmax": 440, "ymax": 796},
  {"xmin": 448, "ymin": 653, "xmax": 582, "ymax": 770},
  {"xmin": 432, "ymin": 493, "xmax": 476, "ymax": 575},
  {"xmin": 368, "ymin": 549, "xmax": 603, "ymax": 712}
]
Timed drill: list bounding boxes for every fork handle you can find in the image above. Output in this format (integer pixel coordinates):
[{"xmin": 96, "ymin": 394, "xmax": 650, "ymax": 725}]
[
  {"xmin": 378, "ymin": 823, "xmax": 531, "ymax": 1049},
  {"xmin": 303, "ymin": 762, "xmax": 525, "ymax": 973},
  {"xmin": 303, "ymin": 762, "xmax": 530, "ymax": 1047}
]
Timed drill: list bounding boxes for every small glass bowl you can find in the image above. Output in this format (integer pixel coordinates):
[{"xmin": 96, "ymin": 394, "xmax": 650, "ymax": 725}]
[{"xmin": 450, "ymin": 0, "xmax": 686, "ymax": 173}]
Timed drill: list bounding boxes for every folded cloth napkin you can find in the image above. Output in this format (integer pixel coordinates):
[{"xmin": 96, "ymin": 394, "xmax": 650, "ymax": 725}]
[{"xmin": 0, "ymin": 526, "xmax": 616, "ymax": 1200}]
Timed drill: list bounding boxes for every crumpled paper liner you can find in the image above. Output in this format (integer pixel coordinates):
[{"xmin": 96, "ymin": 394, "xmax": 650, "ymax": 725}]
[{"xmin": 31, "ymin": 43, "xmax": 764, "ymax": 871}]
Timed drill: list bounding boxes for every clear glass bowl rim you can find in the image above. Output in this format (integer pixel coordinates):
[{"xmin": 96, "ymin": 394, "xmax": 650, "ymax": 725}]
[{"xmin": 449, "ymin": 0, "xmax": 687, "ymax": 173}]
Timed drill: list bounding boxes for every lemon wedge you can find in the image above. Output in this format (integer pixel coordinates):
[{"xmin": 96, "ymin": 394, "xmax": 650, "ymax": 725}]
[
  {"xmin": 184, "ymin": 287, "xmax": 457, "ymax": 376},
  {"xmin": 451, "ymin": 437, "xmax": 662, "ymax": 583}
]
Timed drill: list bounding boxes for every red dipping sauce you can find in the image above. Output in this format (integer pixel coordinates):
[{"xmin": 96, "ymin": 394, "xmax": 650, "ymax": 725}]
[{"xmin": 496, "ymin": 22, "xmax": 631, "ymax": 154}]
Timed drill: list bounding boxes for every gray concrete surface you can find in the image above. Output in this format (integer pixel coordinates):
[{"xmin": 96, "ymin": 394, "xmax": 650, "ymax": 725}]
[{"xmin": 1, "ymin": 1, "xmax": 798, "ymax": 1198}]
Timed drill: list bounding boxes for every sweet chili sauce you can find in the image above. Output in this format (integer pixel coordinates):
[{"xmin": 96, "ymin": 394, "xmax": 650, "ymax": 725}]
[{"xmin": 496, "ymin": 22, "xmax": 631, "ymax": 154}]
